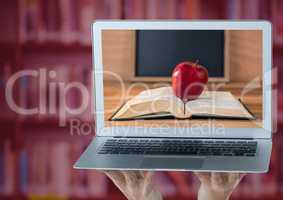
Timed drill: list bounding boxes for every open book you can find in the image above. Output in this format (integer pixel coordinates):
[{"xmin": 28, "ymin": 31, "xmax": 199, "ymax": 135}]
[{"xmin": 110, "ymin": 87, "xmax": 255, "ymax": 121}]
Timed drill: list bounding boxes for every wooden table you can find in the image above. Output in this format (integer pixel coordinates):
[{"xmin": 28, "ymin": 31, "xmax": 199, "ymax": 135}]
[{"xmin": 103, "ymin": 81, "xmax": 262, "ymax": 128}]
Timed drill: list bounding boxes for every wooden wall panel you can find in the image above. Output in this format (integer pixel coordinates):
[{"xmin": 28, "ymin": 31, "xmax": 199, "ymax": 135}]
[
  {"xmin": 228, "ymin": 30, "xmax": 262, "ymax": 82},
  {"xmin": 102, "ymin": 30, "xmax": 135, "ymax": 81}
]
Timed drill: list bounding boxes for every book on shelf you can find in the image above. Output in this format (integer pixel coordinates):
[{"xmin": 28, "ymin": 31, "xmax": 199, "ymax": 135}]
[
  {"xmin": 50, "ymin": 142, "xmax": 70, "ymax": 196},
  {"xmin": 147, "ymin": 0, "xmax": 177, "ymax": 19},
  {"xmin": 87, "ymin": 171, "xmax": 107, "ymax": 198},
  {"xmin": 17, "ymin": 64, "xmax": 92, "ymax": 122},
  {"xmin": 110, "ymin": 86, "xmax": 255, "ymax": 121},
  {"xmin": 227, "ymin": 0, "xmax": 241, "ymax": 19},
  {"xmin": 0, "ymin": 64, "xmax": 14, "ymax": 120},
  {"xmin": 123, "ymin": 0, "xmax": 199, "ymax": 19},
  {"xmin": 92, "ymin": 0, "xmax": 122, "ymax": 19},
  {"xmin": 123, "ymin": 0, "xmax": 145, "ymax": 19},
  {"xmin": 199, "ymin": 0, "xmax": 225, "ymax": 19},
  {"xmin": 78, "ymin": 0, "xmax": 95, "ymax": 45},
  {"xmin": 0, "ymin": 144, "xmax": 4, "ymax": 194},
  {"xmin": 17, "ymin": 0, "xmax": 278, "ymax": 45},
  {"xmin": 19, "ymin": 150, "xmax": 28, "ymax": 193},
  {"xmin": 13, "ymin": 139, "xmax": 108, "ymax": 198},
  {"xmin": 241, "ymin": 0, "xmax": 260, "ymax": 19},
  {"xmin": 271, "ymin": 0, "xmax": 283, "ymax": 45},
  {"xmin": 59, "ymin": 0, "xmax": 80, "ymax": 44},
  {"xmin": 27, "ymin": 141, "xmax": 47, "ymax": 195},
  {"xmin": 78, "ymin": 67, "xmax": 93, "ymax": 122},
  {"xmin": 175, "ymin": 0, "xmax": 199, "ymax": 19},
  {"xmin": 3, "ymin": 141, "xmax": 15, "ymax": 195},
  {"xmin": 69, "ymin": 142, "xmax": 87, "ymax": 197},
  {"xmin": 19, "ymin": 0, "xmax": 123, "ymax": 45},
  {"xmin": 19, "ymin": 76, "xmax": 29, "ymax": 119}
]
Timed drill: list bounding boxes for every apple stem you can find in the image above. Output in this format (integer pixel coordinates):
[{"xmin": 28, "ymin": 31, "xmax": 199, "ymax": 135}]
[{"xmin": 193, "ymin": 59, "xmax": 199, "ymax": 67}]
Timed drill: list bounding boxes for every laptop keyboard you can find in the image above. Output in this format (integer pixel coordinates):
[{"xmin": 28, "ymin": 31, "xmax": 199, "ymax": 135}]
[{"xmin": 98, "ymin": 139, "xmax": 257, "ymax": 157}]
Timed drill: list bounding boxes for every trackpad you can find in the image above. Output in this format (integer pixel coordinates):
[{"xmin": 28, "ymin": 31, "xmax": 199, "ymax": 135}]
[{"xmin": 141, "ymin": 157, "xmax": 204, "ymax": 170}]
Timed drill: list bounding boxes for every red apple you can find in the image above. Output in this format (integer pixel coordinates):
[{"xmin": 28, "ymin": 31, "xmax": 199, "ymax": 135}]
[{"xmin": 172, "ymin": 60, "xmax": 208, "ymax": 102}]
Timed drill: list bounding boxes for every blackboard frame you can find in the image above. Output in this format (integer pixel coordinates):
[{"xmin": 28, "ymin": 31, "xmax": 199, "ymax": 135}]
[{"xmin": 130, "ymin": 30, "xmax": 230, "ymax": 82}]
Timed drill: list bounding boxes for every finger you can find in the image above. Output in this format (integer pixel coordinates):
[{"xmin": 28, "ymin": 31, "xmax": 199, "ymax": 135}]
[
  {"xmin": 140, "ymin": 171, "xmax": 154, "ymax": 177},
  {"xmin": 211, "ymin": 172, "xmax": 225, "ymax": 186},
  {"xmin": 142, "ymin": 171, "xmax": 155, "ymax": 194},
  {"xmin": 194, "ymin": 172, "xmax": 210, "ymax": 183},
  {"xmin": 228, "ymin": 173, "xmax": 246, "ymax": 184},
  {"xmin": 194, "ymin": 172, "xmax": 210, "ymax": 178},
  {"xmin": 138, "ymin": 170, "xmax": 152, "ymax": 180},
  {"xmin": 123, "ymin": 171, "xmax": 140, "ymax": 185},
  {"xmin": 104, "ymin": 171, "xmax": 130, "ymax": 197},
  {"xmin": 104, "ymin": 170, "xmax": 123, "ymax": 178},
  {"xmin": 138, "ymin": 170, "xmax": 147, "ymax": 178},
  {"xmin": 104, "ymin": 170, "xmax": 125, "ymax": 185},
  {"xmin": 105, "ymin": 171, "xmax": 133, "ymax": 199},
  {"xmin": 144, "ymin": 171, "xmax": 154, "ymax": 180},
  {"xmin": 143, "ymin": 171, "xmax": 155, "ymax": 187}
]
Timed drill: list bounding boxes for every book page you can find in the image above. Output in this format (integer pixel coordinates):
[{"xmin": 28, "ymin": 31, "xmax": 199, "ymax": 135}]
[
  {"xmin": 186, "ymin": 91, "xmax": 254, "ymax": 119},
  {"xmin": 112, "ymin": 87, "xmax": 189, "ymax": 120},
  {"xmin": 112, "ymin": 87, "xmax": 173, "ymax": 119}
]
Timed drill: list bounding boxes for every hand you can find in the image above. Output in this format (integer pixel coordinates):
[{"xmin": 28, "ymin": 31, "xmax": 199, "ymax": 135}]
[
  {"xmin": 104, "ymin": 171, "xmax": 162, "ymax": 200},
  {"xmin": 195, "ymin": 172, "xmax": 245, "ymax": 200}
]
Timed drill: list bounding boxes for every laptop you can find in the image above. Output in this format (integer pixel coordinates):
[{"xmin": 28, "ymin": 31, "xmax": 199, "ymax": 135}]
[{"xmin": 74, "ymin": 21, "xmax": 273, "ymax": 172}]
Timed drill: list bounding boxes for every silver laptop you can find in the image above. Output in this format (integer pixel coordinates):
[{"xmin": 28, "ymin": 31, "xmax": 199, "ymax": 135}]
[{"xmin": 74, "ymin": 21, "xmax": 273, "ymax": 172}]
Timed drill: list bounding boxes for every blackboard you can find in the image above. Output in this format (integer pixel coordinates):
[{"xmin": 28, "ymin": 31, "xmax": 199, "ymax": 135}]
[{"xmin": 135, "ymin": 30, "xmax": 225, "ymax": 78}]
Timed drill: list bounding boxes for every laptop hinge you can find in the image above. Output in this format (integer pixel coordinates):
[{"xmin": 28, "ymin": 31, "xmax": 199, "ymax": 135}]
[{"xmin": 112, "ymin": 136, "xmax": 257, "ymax": 140}]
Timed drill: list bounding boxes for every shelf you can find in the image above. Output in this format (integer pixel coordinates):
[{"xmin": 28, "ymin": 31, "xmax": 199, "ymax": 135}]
[
  {"xmin": 21, "ymin": 42, "xmax": 92, "ymax": 54},
  {"xmin": 0, "ymin": 119, "xmax": 16, "ymax": 141},
  {"xmin": 0, "ymin": 115, "xmax": 95, "ymax": 137},
  {"xmin": 0, "ymin": 118, "xmax": 16, "ymax": 125},
  {"xmin": 0, "ymin": 42, "xmax": 19, "ymax": 63},
  {"xmin": 19, "ymin": 116, "xmax": 94, "ymax": 129},
  {"xmin": 273, "ymin": 45, "xmax": 283, "ymax": 56}
]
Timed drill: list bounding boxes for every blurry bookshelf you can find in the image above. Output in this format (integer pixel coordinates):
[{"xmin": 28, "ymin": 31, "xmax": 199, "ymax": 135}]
[
  {"xmin": 14, "ymin": 0, "xmax": 283, "ymax": 46},
  {"xmin": 0, "ymin": 0, "xmax": 283, "ymax": 200},
  {"xmin": 0, "ymin": 137, "xmax": 281, "ymax": 200}
]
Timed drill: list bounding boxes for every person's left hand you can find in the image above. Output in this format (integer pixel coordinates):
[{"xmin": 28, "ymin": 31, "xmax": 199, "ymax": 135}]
[
  {"xmin": 195, "ymin": 172, "xmax": 245, "ymax": 200},
  {"xmin": 104, "ymin": 171, "xmax": 162, "ymax": 200}
]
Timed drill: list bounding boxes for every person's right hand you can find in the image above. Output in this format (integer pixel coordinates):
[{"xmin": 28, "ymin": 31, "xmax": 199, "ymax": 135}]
[
  {"xmin": 104, "ymin": 170, "xmax": 162, "ymax": 200},
  {"xmin": 195, "ymin": 172, "xmax": 245, "ymax": 200}
]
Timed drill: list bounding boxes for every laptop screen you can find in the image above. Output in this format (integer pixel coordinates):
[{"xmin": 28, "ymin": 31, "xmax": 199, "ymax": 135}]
[{"xmin": 101, "ymin": 29, "xmax": 263, "ymax": 131}]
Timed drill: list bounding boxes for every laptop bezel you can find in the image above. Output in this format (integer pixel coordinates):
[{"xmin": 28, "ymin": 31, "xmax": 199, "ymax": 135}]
[{"xmin": 92, "ymin": 20, "xmax": 272, "ymax": 139}]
